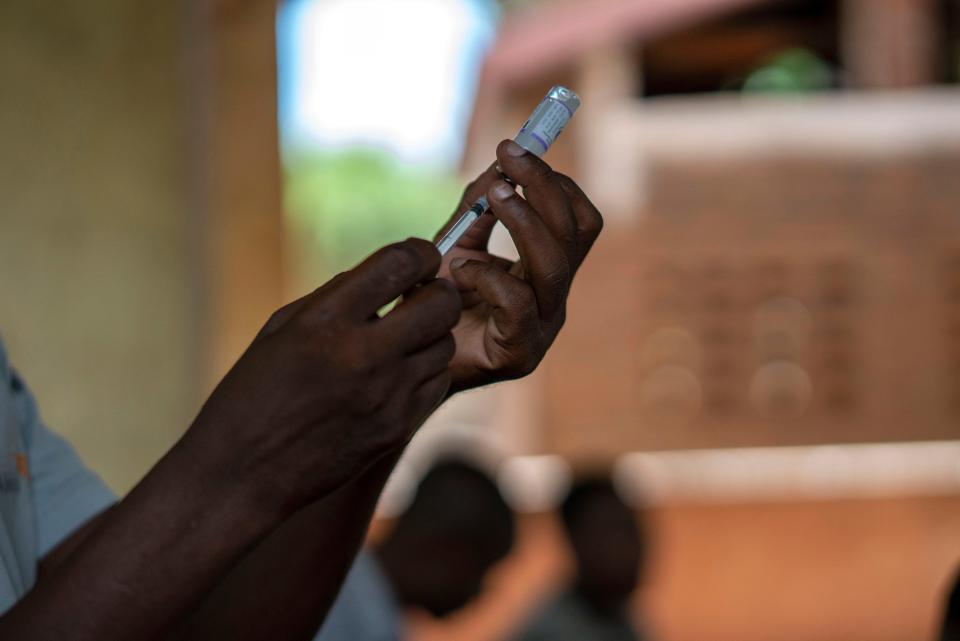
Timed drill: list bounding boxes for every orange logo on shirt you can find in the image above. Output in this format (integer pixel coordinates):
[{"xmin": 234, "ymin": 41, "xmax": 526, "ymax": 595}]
[{"xmin": 12, "ymin": 453, "xmax": 28, "ymax": 478}]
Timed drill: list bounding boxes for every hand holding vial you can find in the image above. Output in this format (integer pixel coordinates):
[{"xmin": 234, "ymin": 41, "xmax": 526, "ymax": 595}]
[
  {"xmin": 436, "ymin": 85, "xmax": 581, "ymax": 255},
  {"xmin": 434, "ymin": 86, "xmax": 603, "ymax": 394}
]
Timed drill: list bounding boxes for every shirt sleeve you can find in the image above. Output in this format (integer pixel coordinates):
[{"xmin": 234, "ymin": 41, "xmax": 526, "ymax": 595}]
[
  {"xmin": 511, "ymin": 620, "xmax": 555, "ymax": 641},
  {"xmin": 10, "ymin": 370, "xmax": 117, "ymax": 558}
]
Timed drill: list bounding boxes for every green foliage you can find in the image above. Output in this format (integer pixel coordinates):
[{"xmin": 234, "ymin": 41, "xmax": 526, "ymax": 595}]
[
  {"xmin": 284, "ymin": 148, "xmax": 463, "ymax": 278},
  {"xmin": 742, "ymin": 48, "xmax": 834, "ymax": 93}
]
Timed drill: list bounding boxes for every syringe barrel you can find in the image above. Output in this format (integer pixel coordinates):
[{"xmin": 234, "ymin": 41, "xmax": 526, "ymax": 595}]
[{"xmin": 513, "ymin": 85, "xmax": 581, "ymax": 158}]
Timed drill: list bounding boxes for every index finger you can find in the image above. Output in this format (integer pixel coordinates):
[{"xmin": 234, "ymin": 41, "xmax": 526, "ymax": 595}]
[
  {"xmin": 377, "ymin": 278, "xmax": 462, "ymax": 355},
  {"xmin": 314, "ymin": 238, "xmax": 441, "ymax": 320}
]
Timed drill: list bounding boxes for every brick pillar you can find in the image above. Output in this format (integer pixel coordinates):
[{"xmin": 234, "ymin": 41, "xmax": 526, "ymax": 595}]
[
  {"xmin": 200, "ymin": 0, "xmax": 286, "ymax": 392},
  {"xmin": 575, "ymin": 45, "xmax": 643, "ymax": 223},
  {"xmin": 843, "ymin": 0, "xmax": 939, "ymax": 88}
]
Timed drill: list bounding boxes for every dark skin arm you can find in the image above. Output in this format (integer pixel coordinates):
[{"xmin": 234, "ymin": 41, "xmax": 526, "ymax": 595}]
[
  {"xmin": 37, "ymin": 456, "xmax": 400, "ymax": 641},
  {"xmin": 36, "ymin": 452, "xmax": 398, "ymax": 641},
  {"xmin": 28, "ymin": 140, "xmax": 603, "ymax": 641},
  {"xmin": 171, "ymin": 451, "xmax": 403, "ymax": 641},
  {"xmin": 170, "ymin": 140, "xmax": 604, "ymax": 641},
  {"xmin": 3, "ymin": 238, "xmax": 461, "ymax": 641}
]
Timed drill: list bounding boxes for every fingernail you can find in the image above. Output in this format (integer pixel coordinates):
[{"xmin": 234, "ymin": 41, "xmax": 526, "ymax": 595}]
[
  {"xmin": 505, "ymin": 140, "xmax": 527, "ymax": 157},
  {"xmin": 491, "ymin": 180, "xmax": 515, "ymax": 201},
  {"xmin": 450, "ymin": 257, "xmax": 467, "ymax": 270}
]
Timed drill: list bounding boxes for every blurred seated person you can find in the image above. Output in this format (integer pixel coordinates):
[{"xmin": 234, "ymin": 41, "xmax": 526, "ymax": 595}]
[
  {"xmin": 942, "ymin": 565, "xmax": 960, "ymax": 641},
  {"xmin": 315, "ymin": 458, "xmax": 515, "ymax": 641},
  {"xmin": 512, "ymin": 476, "xmax": 648, "ymax": 641}
]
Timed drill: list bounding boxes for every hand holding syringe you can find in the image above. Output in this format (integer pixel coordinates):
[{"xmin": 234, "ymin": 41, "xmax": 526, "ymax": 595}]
[{"xmin": 436, "ymin": 86, "xmax": 581, "ymax": 256}]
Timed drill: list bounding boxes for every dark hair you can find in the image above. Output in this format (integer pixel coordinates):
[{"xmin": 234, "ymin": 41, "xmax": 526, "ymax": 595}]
[
  {"xmin": 559, "ymin": 474, "xmax": 648, "ymax": 597},
  {"xmin": 560, "ymin": 476, "xmax": 628, "ymax": 532},
  {"xmin": 943, "ymin": 566, "xmax": 960, "ymax": 641},
  {"xmin": 398, "ymin": 458, "xmax": 515, "ymax": 560}
]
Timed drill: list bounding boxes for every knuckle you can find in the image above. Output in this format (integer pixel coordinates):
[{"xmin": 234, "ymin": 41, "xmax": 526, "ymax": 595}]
[
  {"xmin": 583, "ymin": 209, "xmax": 605, "ymax": 236},
  {"xmin": 520, "ymin": 357, "xmax": 539, "ymax": 377},
  {"xmin": 292, "ymin": 300, "xmax": 338, "ymax": 334},
  {"xmin": 554, "ymin": 307, "xmax": 567, "ymax": 332},
  {"xmin": 263, "ymin": 307, "xmax": 289, "ymax": 333},
  {"xmin": 509, "ymin": 351, "xmax": 541, "ymax": 379},
  {"xmin": 350, "ymin": 381, "xmax": 388, "ymax": 415},
  {"xmin": 289, "ymin": 307, "xmax": 320, "ymax": 335},
  {"xmin": 554, "ymin": 173, "xmax": 605, "ymax": 237},
  {"xmin": 531, "ymin": 159, "xmax": 554, "ymax": 182},
  {"xmin": 506, "ymin": 199, "xmax": 538, "ymax": 228},
  {"xmin": 525, "ymin": 348, "xmax": 545, "ymax": 374},
  {"xmin": 545, "ymin": 260, "xmax": 573, "ymax": 290},
  {"xmin": 318, "ymin": 271, "xmax": 349, "ymax": 293},
  {"xmin": 356, "ymin": 367, "xmax": 401, "ymax": 417},
  {"xmin": 335, "ymin": 334, "xmax": 376, "ymax": 376},
  {"xmin": 555, "ymin": 172, "xmax": 576, "ymax": 189},
  {"xmin": 555, "ymin": 173, "xmax": 582, "ymax": 200},
  {"xmin": 514, "ymin": 284, "xmax": 537, "ymax": 309},
  {"xmin": 555, "ymin": 173, "xmax": 582, "ymax": 202},
  {"xmin": 380, "ymin": 243, "xmax": 423, "ymax": 280}
]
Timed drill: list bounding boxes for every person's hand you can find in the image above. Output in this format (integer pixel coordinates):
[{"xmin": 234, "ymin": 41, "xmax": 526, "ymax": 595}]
[
  {"xmin": 436, "ymin": 140, "xmax": 604, "ymax": 394},
  {"xmin": 184, "ymin": 239, "xmax": 461, "ymax": 515}
]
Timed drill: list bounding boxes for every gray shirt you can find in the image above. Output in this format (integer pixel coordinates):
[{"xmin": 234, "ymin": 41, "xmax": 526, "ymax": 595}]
[
  {"xmin": 514, "ymin": 590, "xmax": 644, "ymax": 641},
  {"xmin": 314, "ymin": 551, "xmax": 402, "ymax": 641},
  {"xmin": 0, "ymin": 338, "xmax": 116, "ymax": 614}
]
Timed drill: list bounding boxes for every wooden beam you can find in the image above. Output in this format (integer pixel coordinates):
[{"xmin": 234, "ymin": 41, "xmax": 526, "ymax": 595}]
[{"xmin": 199, "ymin": 0, "xmax": 286, "ymax": 391}]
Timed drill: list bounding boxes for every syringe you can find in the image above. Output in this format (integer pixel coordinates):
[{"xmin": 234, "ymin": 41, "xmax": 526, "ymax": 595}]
[{"xmin": 436, "ymin": 85, "xmax": 581, "ymax": 256}]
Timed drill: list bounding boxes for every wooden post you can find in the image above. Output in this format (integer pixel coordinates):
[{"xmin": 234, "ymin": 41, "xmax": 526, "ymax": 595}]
[
  {"xmin": 843, "ymin": 0, "xmax": 939, "ymax": 88},
  {"xmin": 198, "ymin": 0, "xmax": 286, "ymax": 392}
]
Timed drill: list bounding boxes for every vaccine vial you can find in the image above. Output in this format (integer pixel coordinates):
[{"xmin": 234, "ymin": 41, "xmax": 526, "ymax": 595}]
[
  {"xmin": 436, "ymin": 85, "xmax": 581, "ymax": 256},
  {"xmin": 514, "ymin": 85, "xmax": 581, "ymax": 157}
]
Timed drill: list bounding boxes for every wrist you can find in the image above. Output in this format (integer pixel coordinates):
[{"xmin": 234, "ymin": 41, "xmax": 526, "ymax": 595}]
[{"xmin": 166, "ymin": 428, "xmax": 293, "ymax": 533}]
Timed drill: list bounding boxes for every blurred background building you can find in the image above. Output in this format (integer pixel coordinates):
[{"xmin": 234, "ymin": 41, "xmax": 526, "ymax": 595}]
[{"xmin": 2, "ymin": 1, "xmax": 960, "ymax": 640}]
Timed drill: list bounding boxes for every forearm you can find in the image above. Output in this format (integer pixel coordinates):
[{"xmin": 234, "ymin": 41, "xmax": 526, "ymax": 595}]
[
  {"xmin": 0, "ymin": 439, "xmax": 283, "ymax": 641},
  {"xmin": 173, "ymin": 450, "xmax": 403, "ymax": 641},
  {"xmin": 1, "ymin": 234, "xmax": 464, "ymax": 641}
]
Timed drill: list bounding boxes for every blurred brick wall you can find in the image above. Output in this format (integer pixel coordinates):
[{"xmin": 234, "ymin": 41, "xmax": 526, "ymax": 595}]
[{"xmin": 542, "ymin": 150, "xmax": 960, "ymax": 457}]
